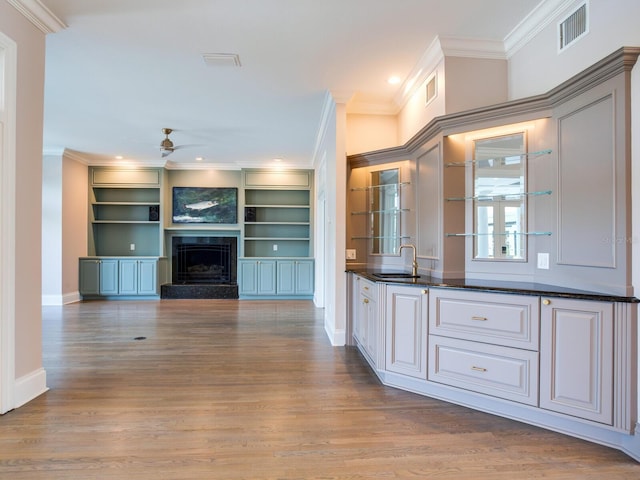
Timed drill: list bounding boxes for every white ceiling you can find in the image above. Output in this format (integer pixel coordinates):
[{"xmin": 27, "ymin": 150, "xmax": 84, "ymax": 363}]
[{"xmin": 40, "ymin": 0, "xmax": 543, "ymax": 170}]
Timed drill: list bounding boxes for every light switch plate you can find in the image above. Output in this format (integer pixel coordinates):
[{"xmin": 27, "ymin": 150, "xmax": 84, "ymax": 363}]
[
  {"xmin": 345, "ymin": 249, "xmax": 356, "ymax": 260},
  {"xmin": 537, "ymin": 252, "xmax": 549, "ymax": 269}
]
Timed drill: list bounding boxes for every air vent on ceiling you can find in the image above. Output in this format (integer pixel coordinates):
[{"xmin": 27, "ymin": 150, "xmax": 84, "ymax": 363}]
[
  {"xmin": 202, "ymin": 53, "xmax": 242, "ymax": 67},
  {"xmin": 559, "ymin": 3, "xmax": 588, "ymax": 51}
]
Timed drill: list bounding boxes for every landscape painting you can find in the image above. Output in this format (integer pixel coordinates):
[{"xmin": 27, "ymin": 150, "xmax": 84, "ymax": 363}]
[{"xmin": 172, "ymin": 187, "xmax": 238, "ymax": 224}]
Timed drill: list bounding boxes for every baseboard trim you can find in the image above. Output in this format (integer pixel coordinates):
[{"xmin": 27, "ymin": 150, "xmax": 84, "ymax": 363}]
[
  {"xmin": 14, "ymin": 368, "xmax": 48, "ymax": 409},
  {"xmin": 42, "ymin": 291, "xmax": 82, "ymax": 305},
  {"xmin": 324, "ymin": 321, "xmax": 346, "ymax": 346}
]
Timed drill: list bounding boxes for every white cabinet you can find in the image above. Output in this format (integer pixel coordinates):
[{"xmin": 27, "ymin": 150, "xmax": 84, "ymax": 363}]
[
  {"xmin": 352, "ymin": 276, "xmax": 378, "ymax": 366},
  {"xmin": 385, "ymin": 284, "xmax": 428, "ymax": 379},
  {"xmin": 428, "ymin": 288, "xmax": 539, "ymax": 406},
  {"xmin": 540, "ymin": 297, "xmax": 614, "ymax": 424}
]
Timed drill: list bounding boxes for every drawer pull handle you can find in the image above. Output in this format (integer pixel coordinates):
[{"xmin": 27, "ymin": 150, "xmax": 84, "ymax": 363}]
[
  {"xmin": 363, "ymin": 286, "xmax": 369, "ymax": 290},
  {"xmin": 471, "ymin": 316, "xmax": 488, "ymax": 321},
  {"xmin": 471, "ymin": 366, "xmax": 487, "ymax": 372},
  {"xmin": 363, "ymin": 298, "xmax": 369, "ymax": 304}
]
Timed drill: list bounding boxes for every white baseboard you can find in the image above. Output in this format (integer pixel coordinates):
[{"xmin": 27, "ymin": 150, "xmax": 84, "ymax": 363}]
[
  {"xmin": 14, "ymin": 368, "xmax": 48, "ymax": 409},
  {"xmin": 324, "ymin": 321, "xmax": 346, "ymax": 346},
  {"xmin": 42, "ymin": 291, "xmax": 81, "ymax": 305}
]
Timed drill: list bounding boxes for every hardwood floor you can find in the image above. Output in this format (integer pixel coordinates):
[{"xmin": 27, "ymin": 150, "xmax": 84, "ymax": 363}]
[{"xmin": 1, "ymin": 299, "xmax": 638, "ymax": 479}]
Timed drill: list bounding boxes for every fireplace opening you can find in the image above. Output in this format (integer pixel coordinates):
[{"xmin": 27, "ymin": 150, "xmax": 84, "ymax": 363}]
[{"xmin": 172, "ymin": 236, "xmax": 237, "ymax": 285}]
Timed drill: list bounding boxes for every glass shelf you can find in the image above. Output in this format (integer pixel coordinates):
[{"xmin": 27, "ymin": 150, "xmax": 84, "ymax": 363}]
[
  {"xmin": 350, "ymin": 181, "xmax": 410, "ymax": 192},
  {"xmin": 445, "ymin": 149, "xmax": 552, "ymax": 167},
  {"xmin": 351, "ymin": 235, "xmax": 412, "ymax": 240},
  {"xmin": 351, "ymin": 208, "xmax": 410, "ymax": 215},
  {"xmin": 446, "ymin": 190, "xmax": 552, "ymax": 201},
  {"xmin": 446, "ymin": 231, "xmax": 552, "ymax": 237}
]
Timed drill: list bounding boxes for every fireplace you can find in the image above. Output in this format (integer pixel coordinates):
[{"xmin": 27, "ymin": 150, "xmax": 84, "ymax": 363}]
[{"xmin": 162, "ymin": 236, "xmax": 238, "ymax": 299}]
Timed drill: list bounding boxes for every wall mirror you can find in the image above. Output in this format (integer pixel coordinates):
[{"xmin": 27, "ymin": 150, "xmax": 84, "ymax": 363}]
[
  {"xmin": 370, "ymin": 168, "xmax": 400, "ymax": 255},
  {"xmin": 473, "ymin": 133, "xmax": 526, "ymax": 260}
]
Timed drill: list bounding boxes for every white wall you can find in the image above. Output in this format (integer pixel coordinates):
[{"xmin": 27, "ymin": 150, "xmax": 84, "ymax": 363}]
[
  {"xmin": 346, "ymin": 113, "xmax": 398, "ymax": 156},
  {"xmin": 314, "ymin": 93, "xmax": 347, "ymax": 345},
  {"xmin": 0, "ymin": 1, "xmax": 48, "ymax": 407},
  {"xmin": 42, "ymin": 155, "xmax": 63, "ymax": 304},
  {"xmin": 509, "ymin": 0, "xmax": 640, "ymax": 99}
]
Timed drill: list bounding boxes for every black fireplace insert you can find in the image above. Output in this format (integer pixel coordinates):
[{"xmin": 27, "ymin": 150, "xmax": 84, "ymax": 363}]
[{"xmin": 172, "ymin": 236, "xmax": 237, "ymax": 284}]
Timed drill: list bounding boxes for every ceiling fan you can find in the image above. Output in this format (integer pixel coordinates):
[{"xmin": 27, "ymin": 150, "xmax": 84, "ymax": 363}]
[{"xmin": 160, "ymin": 127, "xmax": 187, "ymax": 157}]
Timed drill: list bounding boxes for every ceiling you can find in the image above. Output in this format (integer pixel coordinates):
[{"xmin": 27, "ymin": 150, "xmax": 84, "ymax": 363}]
[{"xmin": 40, "ymin": 0, "xmax": 543, "ymax": 170}]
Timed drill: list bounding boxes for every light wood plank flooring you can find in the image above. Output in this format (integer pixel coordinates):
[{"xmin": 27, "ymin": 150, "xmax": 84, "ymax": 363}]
[{"xmin": 0, "ymin": 299, "xmax": 638, "ymax": 479}]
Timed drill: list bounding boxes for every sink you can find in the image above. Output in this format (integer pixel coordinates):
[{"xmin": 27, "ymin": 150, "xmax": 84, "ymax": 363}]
[{"xmin": 372, "ymin": 272, "xmax": 420, "ymax": 279}]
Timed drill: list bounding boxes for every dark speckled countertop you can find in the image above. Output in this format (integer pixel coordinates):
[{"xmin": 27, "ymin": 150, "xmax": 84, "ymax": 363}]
[{"xmin": 347, "ymin": 269, "xmax": 639, "ymax": 303}]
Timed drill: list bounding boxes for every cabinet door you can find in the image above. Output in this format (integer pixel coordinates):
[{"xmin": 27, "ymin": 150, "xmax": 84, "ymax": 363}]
[
  {"xmin": 540, "ymin": 298, "xmax": 613, "ymax": 424},
  {"xmin": 99, "ymin": 259, "xmax": 119, "ymax": 295},
  {"xmin": 257, "ymin": 260, "xmax": 277, "ymax": 295},
  {"xmin": 276, "ymin": 260, "xmax": 296, "ymax": 295},
  {"xmin": 294, "ymin": 260, "xmax": 314, "ymax": 295},
  {"xmin": 356, "ymin": 290, "xmax": 376, "ymax": 362},
  {"xmin": 385, "ymin": 285, "xmax": 428, "ymax": 379},
  {"xmin": 137, "ymin": 260, "xmax": 158, "ymax": 295},
  {"xmin": 239, "ymin": 260, "xmax": 277, "ymax": 295},
  {"xmin": 238, "ymin": 260, "xmax": 258, "ymax": 295},
  {"xmin": 118, "ymin": 259, "xmax": 138, "ymax": 295},
  {"xmin": 79, "ymin": 259, "xmax": 101, "ymax": 295}
]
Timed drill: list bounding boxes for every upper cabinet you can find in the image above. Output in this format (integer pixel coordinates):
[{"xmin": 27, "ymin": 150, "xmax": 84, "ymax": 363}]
[
  {"xmin": 350, "ymin": 166, "xmax": 411, "ymax": 256},
  {"xmin": 347, "ymin": 47, "xmax": 639, "ymax": 296}
]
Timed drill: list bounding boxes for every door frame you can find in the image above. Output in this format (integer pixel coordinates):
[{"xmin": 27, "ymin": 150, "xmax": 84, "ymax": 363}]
[{"xmin": 0, "ymin": 31, "xmax": 17, "ymax": 414}]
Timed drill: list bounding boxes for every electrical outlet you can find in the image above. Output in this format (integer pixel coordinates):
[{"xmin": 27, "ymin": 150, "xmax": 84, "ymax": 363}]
[
  {"xmin": 537, "ymin": 252, "xmax": 549, "ymax": 269},
  {"xmin": 273, "ymin": 244, "xmax": 278, "ymax": 251},
  {"xmin": 345, "ymin": 249, "xmax": 356, "ymax": 260},
  {"xmin": 130, "ymin": 243, "xmax": 135, "ymax": 251}
]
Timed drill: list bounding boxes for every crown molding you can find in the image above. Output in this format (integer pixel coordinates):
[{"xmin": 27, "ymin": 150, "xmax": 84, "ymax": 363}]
[
  {"xmin": 439, "ymin": 36, "xmax": 506, "ymax": 60},
  {"xmin": 7, "ymin": 0, "xmax": 66, "ymax": 34},
  {"xmin": 504, "ymin": 0, "xmax": 576, "ymax": 58}
]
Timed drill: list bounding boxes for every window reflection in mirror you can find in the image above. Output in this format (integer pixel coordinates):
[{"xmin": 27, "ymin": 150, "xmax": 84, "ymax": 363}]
[
  {"xmin": 371, "ymin": 168, "xmax": 400, "ymax": 255},
  {"xmin": 473, "ymin": 133, "xmax": 526, "ymax": 260}
]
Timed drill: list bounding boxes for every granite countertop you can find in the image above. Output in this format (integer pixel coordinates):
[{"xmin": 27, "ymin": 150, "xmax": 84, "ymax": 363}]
[{"xmin": 347, "ymin": 269, "xmax": 639, "ymax": 303}]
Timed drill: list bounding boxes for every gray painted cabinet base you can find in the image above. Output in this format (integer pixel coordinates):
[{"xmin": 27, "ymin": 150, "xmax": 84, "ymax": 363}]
[{"xmin": 348, "ymin": 273, "xmax": 640, "ymax": 462}]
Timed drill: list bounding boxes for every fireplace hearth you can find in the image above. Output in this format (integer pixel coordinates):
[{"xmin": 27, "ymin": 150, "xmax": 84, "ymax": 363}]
[{"xmin": 161, "ymin": 236, "xmax": 238, "ymax": 299}]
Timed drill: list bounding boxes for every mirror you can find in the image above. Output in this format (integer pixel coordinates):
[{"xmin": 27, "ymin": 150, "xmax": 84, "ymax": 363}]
[
  {"xmin": 473, "ymin": 133, "xmax": 526, "ymax": 260},
  {"xmin": 370, "ymin": 168, "xmax": 400, "ymax": 255}
]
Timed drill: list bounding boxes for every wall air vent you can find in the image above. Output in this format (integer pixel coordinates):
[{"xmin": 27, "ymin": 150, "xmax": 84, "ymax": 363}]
[
  {"xmin": 559, "ymin": 3, "xmax": 588, "ymax": 51},
  {"xmin": 202, "ymin": 53, "xmax": 242, "ymax": 67},
  {"xmin": 425, "ymin": 72, "xmax": 437, "ymax": 106}
]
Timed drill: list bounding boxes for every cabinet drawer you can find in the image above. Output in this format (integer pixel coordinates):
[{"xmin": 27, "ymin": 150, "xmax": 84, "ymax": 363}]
[
  {"xmin": 358, "ymin": 277, "xmax": 376, "ymax": 298},
  {"xmin": 428, "ymin": 335, "xmax": 539, "ymax": 406},
  {"xmin": 429, "ymin": 289, "xmax": 539, "ymax": 350}
]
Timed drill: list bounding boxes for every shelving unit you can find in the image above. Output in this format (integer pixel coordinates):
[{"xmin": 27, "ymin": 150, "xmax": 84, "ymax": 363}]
[
  {"xmin": 243, "ymin": 188, "xmax": 311, "ymax": 258},
  {"xmin": 88, "ymin": 168, "xmax": 163, "ymax": 257},
  {"xmin": 349, "ymin": 180, "xmax": 411, "ymax": 254},
  {"xmin": 444, "ymin": 148, "xmax": 553, "ymax": 245},
  {"xmin": 240, "ymin": 169, "xmax": 314, "ymax": 298}
]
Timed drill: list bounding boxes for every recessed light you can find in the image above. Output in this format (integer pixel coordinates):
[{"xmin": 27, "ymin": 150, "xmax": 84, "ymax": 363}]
[
  {"xmin": 195, "ymin": 157, "xmax": 204, "ymax": 161},
  {"xmin": 115, "ymin": 155, "xmax": 123, "ymax": 160},
  {"xmin": 388, "ymin": 76, "xmax": 401, "ymax": 85},
  {"xmin": 273, "ymin": 158, "xmax": 282, "ymax": 162}
]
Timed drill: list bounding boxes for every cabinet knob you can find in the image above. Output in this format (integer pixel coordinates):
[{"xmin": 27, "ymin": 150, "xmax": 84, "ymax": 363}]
[
  {"xmin": 543, "ymin": 299, "xmax": 551, "ymax": 305},
  {"xmin": 422, "ymin": 289, "xmax": 428, "ymax": 295},
  {"xmin": 363, "ymin": 298, "xmax": 369, "ymax": 304}
]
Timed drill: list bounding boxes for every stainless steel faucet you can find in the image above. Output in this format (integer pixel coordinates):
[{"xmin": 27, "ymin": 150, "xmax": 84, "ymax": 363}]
[{"xmin": 399, "ymin": 244, "xmax": 418, "ymax": 277}]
